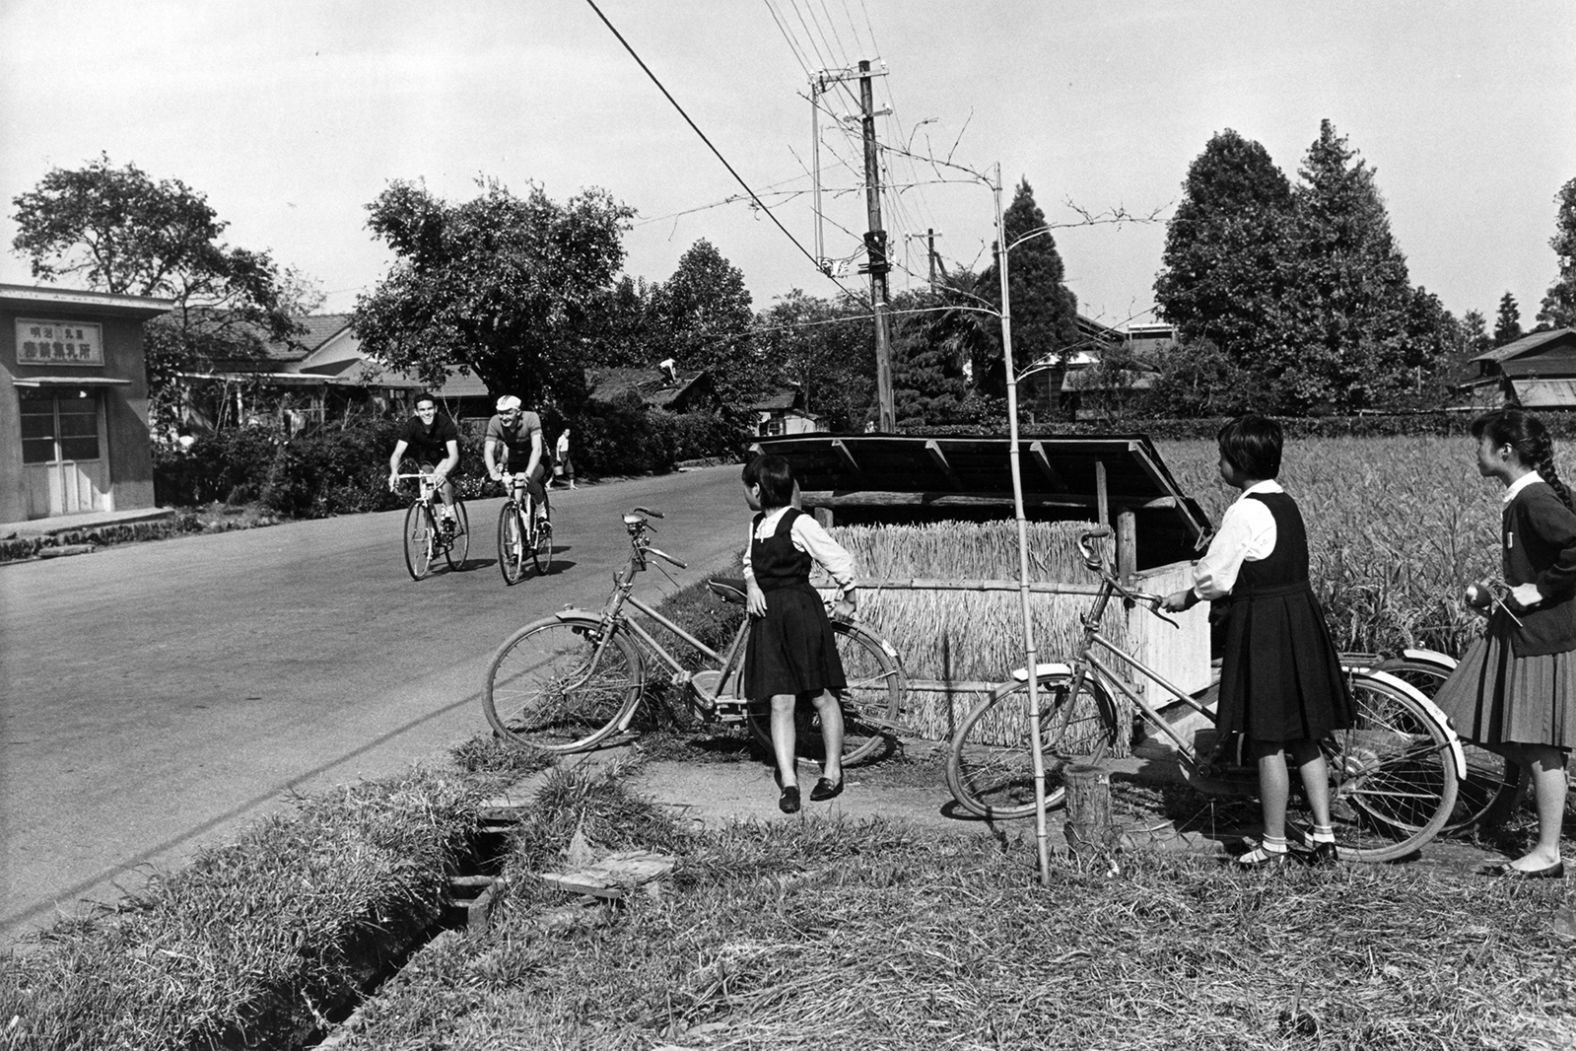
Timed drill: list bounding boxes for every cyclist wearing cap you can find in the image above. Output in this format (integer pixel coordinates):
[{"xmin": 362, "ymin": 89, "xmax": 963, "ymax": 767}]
[
  {"xmin": 484, "ymin": 395, "xmax": 549, "ymax": 524},
  {"xmin": 388, "ymin": 392, "xmax": 462, "ymax": 532}
]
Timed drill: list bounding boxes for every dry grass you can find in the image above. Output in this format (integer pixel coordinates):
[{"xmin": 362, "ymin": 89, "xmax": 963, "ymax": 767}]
[
  {"xmin": 326, "ymin": 769, "xmax": 1576, "ymax": 1051},
  {"xmin": 0, "ymin": 741, "xmax": 548, "ymax": 1051}
]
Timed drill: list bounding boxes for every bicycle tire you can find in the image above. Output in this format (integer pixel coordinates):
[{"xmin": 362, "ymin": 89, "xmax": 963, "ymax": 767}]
[
  {"xmin": 483, "ymin": 616, "xmax": 645, "ymax": 752},
  {"xmin": 498, "ymin": 502, "xmax": 526, "ymax": 585},
  {"xmin": 745, "ymin": 621, "xmax": 905, "ymax": 768},
  {"xmin": 531, "ymin": 504, "xmax": 553, "ymax": 575},
  {"xmin": 945, "ymin": 672, "xmax": 1119, "ymax": 820},
  {"xmin": 1305, "ymin": 670, "xmax": 1458, "ymax": 863},
  {"xmin": 440, "ymin": 498, "xmax": 469, "ymax": 570},
  {"xmin": 1367, "ymin": 653, "xmax": 1518, "ymax": 833},
  {"xmin": 403, "ymin": 502, "xmax": 433, "ymax": 580}
]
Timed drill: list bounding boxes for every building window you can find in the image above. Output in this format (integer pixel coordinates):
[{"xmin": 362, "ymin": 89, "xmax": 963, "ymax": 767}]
[{"xmin": 19, "ymin": 388, "xmax": 101, "ymax": 464}]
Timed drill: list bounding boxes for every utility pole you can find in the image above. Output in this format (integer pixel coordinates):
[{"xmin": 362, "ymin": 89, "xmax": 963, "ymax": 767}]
[
  {"xmin": 858, "ymin": 59, "xmax": 894, "ymax": 432},
  {"xmin": 902, "ymin": 229, "xmax": 943, "ymax": 287},
  {"xmin": 810, "ymin": 60, "xmax": 893, "ymax": 431}
]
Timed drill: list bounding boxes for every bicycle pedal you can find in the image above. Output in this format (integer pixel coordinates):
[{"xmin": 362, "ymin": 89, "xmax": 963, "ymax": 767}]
[{"xmin": 712, "ymin": 697, "xmax": 747, "ymax": 722}]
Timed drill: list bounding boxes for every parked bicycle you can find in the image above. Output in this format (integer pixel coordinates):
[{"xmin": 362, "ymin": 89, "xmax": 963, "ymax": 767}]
[
  {"xmin": 497, "ymin": 470, "xmax": 552, "ymax": 584},
  {"xmin": 482, "ymin": 506, "xmax": 907, "ymax": 765},
  {"xmin": 393, "ymin": 471, "xmax": 469, "ymax": 580},
  {"xmin": 945, "ymin": 526, "xmax": 1466, "ymax": 862}
]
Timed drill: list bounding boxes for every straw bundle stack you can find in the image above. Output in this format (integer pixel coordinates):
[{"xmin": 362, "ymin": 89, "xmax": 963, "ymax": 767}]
[{"xmin": 818, "ymin": 520, "xmax": 1134, "ymax": 749}]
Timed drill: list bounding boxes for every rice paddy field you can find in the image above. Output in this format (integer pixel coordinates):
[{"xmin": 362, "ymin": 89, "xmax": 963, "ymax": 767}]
[{"xmin": 1156, "ymin": 434, "xmax": 1530, "ymax": 659}]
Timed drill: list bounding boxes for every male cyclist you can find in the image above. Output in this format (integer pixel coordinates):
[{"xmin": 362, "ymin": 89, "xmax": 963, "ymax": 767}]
[
  {"xmin": 483, "ymin": 395, "xmax": 549, "ymax": 527},
  {"xmin": 387, "ymin": 392, "xmax": 461, "ymax": 533}
]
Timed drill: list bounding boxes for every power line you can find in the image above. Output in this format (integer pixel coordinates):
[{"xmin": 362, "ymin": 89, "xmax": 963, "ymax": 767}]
[{"xmin": 583, "ymin": 0, "xmax": 862, "ymax": 302}]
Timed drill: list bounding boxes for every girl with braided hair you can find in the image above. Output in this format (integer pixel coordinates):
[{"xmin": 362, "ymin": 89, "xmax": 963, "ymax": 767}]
[{"xmin": 1436, "ymin": 408, "xmax": 1576, "ymax": 878}]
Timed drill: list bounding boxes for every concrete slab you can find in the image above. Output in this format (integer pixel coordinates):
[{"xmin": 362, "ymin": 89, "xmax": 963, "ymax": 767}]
[{"xmin": 0, "ymin": 506, "xmax": 174, "ymax": 538}]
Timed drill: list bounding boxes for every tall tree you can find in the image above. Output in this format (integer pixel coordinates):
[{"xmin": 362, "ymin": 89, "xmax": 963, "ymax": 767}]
[
  {"xmin": 647, "ymin": 239, "xmax": 755, "ymax": 396},
  {"xmin": 1495, "ymin": 292, "xmax": 1524, "ymax": 345},
  {"xmin": 1276, "ymin": 119, "xmax": 1419, "ymax": 411},
  {"xmin": 10, "ymin": 153, "xmax": 307, "ymax": 431},
  {"xmin": 353, "ymin": 178, "xmax": 632, "ymax": 405},
  {"xmin": 1538, "ymin": 176, "xmax": 1576, "ymax": 329},
  {"xmin": 979, "ymin": 180, "xmax": 1079, "ymax": 397},
  {"xmin": 891, "ymin": 288, "xmax": 976, "ymax": 426},
  {"xmin": 1154, "ymin": 128, "xmax": 1296, "ymax": 364}
]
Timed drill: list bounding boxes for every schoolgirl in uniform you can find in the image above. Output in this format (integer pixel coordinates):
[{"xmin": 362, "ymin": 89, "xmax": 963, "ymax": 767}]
[
  {"xmin": 1435, "ymin": 409, "xmax": 1576, "ymax": 878},
  {"xmin": 1163, "ymin": 414, "xmax": 1353, "ymax": 868},
  {"xmin": 741, "ymin": 454, "xmax": 858, "ymax": 813}
]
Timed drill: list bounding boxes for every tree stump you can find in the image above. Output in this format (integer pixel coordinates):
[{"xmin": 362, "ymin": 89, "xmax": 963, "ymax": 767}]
[{"xmin": 1063, "ymin": 763, "xmax": 1119, "ymax": 856}]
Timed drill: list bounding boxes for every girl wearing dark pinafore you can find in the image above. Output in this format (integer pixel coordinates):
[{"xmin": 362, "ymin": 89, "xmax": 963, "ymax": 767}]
[
  {"xmin": 741, "ymin": 454, "xmax": 857, "ymax": 814},
  {"xmin": 1164, "ymin": 414, "xmax": 1353, "ymax": 868}
]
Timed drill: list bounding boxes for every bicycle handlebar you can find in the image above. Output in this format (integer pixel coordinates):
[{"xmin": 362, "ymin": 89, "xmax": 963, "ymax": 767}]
[
  {"xmin": 632, "ymin": 506, "xmax": 664, "ymax": 519},
  {"xmin": 1465, "ymin": 579, "xmax": 1525, "ymax": 628},
  {"xmin": 1078, "ymin": 527, "xmax": 1177, "ymax": 626}
]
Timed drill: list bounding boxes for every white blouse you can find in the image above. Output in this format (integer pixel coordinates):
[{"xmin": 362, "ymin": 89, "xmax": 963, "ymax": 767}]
[{"xmin": 1191, "ymin": 479, "xmax": 1283, "ymax": 601}]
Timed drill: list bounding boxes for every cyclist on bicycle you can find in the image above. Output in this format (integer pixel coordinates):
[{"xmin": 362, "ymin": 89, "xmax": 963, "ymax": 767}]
[
  {"xmin": 484, "ymin": 394, "xmax": 549, "ymax": 527},
  {"xmin": 387, "ymin": 392, "xmax": 461, "ymax": 534}
]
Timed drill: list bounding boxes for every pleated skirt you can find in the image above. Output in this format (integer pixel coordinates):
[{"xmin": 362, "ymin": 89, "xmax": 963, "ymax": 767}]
[
  {"xmin": 743, "ymin": 586, "xmax": 846, "ymax": 699},
  {"xmin": 1434, "ymin": 622, "xmax": 1576, "ymax": 750},
  {"xmin": 1216, "ymin": 585, "xmax": 1354, "ymax": 742}
]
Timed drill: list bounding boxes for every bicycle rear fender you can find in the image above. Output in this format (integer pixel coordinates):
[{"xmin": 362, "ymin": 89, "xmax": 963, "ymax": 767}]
[
  {"xmin": 1362, "ymin": 668, "xmax": 1468, "ymax": 780},
  {"xmin": 1008, "ymin": 662, "xmax": 1073, "ymax": 682}
]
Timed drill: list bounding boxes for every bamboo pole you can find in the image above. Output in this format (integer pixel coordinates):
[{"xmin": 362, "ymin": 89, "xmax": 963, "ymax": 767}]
[{"xmin": 995, "ymin": 165, "xmax": 1052, "ymax": 887}]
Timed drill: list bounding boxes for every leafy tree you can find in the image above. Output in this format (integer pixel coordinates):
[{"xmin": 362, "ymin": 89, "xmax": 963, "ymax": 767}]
[
  {"xmin": 1538, "ymin": 176, "xmax": 1576, "ymax": 329},
  {"xmin": 891, "ymin": 288, "xmax": 975, "ymax": 426},
  {"xmin": 353, "ymin": 178, "xmax": 632, "ymax": 405},
  {"xmin": 752, "ymin": 289, "xmax": 873, "ymax": 431},
  {"xmin": 1495, "ymin": 291, "xmax": 1523, "ymax": 345},
  {"xmin": 1272, "ymin": 119, "xmax": 1420, "ymax": 411},
  {"xmin": 979, "ymin": 180, "xmax": 1079, "ymax": 398},
  {"xmin": 10, "ymin": 153, "xmax": 308, "ymax": 432},
  {"xmin": 1154, "ymin": 128, "xmax": 1296, "ymax": 368},
  {"xmin": 647, "ymin": 239, "xmax": 754, "ymax": 397},
  {"xmin": 1142, "ymin": 338, "xmax": 1258, "ymax": 418},
  {"xmin": 1461, "ymin": 309, "xmax": 1492, "ymax": 357},
  {"xmin": 583, "ymin": 275, "xmax": 657, "ymax": 368}
]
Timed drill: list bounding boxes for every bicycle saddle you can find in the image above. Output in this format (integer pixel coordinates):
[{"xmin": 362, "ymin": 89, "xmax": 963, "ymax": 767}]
[{"xmin": 707, "ymin": 578, "xmax": 748, "ymax": 604}]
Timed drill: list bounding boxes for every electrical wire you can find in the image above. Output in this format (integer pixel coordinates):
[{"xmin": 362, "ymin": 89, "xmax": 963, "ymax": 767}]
[{"xmin": 584, "ymin": 0, "xmax": 863, "ymax": 302}]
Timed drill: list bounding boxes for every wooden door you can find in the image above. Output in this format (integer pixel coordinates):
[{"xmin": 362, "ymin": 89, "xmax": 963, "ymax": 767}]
[{"xmin": 19, "ymin": 389, "xmax": 110, "ymax": 518}]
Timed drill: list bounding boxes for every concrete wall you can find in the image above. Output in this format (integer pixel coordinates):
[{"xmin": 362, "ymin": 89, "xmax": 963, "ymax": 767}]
[{"xmin": 0, "ymin": 306, "xmax": 155, "ymax": 522}]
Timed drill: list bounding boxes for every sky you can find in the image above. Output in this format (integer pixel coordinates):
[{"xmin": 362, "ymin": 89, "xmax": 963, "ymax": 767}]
[{"xmin": 2, "ymin": 0, "xmax": 1573, "ymax": 334}]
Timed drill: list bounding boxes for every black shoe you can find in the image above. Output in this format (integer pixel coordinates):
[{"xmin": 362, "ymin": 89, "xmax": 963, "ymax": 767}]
[
  {"xmin": 1480, "ymin": 859, "xmax": 1564, "ymax": 880},
  {"xmin": 1301, "ymin": 841, "xmax": 1339, "ymax": 867},
  {"xmin": 810, "ymin": 776, "xmax": 843, "ymax": 801},
  {"xmin": 778, "ymin": 786, "xmax": 801, "ymax": 814}
]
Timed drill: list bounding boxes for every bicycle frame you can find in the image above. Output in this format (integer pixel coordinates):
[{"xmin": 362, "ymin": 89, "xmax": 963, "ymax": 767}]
[
  {"xmin": 1047, "ymin": 537, "xmax": 1466, "ymax": 783},
  {"xmin": 546, "ymin": 512, "xmax": 750, "ymax": 724}
]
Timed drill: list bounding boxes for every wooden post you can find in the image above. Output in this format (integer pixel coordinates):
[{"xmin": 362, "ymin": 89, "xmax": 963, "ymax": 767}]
[
  {"xmin": 1116, "ymin": 507, "xmax": 1137, "ymax": 584},
  {"xmin": 1063, "ymin": 763, "xmax": 1118, "ymax": 856}
]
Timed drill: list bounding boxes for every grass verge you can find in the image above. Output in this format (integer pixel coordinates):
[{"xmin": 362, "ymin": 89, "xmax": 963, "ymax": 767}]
[
  {"xmin": 322, "ymin": 763, "xmax": 1576, "ymax": 1051},
  {"xmin": 0, "ymin": 740, "xmax": 549, "ymax": 1050}
]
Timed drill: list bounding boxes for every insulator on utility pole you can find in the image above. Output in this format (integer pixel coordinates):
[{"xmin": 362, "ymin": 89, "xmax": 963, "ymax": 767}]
[{"xmin": 859, "ymin": 58, "xmax": 894, "ymax": 433}]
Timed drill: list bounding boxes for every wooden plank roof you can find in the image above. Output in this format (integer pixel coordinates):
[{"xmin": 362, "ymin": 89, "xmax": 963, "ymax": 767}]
[{"xmin": 752, "ymin": 433, "xmax": 1211, "ymax": 568}]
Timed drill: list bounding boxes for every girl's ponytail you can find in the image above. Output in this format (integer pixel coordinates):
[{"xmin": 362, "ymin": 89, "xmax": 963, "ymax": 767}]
[{"xmin": 1534, "ymin": 434, "xmax": 1575, "ymax": 513}]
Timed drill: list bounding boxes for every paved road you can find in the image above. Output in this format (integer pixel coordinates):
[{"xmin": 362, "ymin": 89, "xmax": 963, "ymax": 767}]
[{"xmin": 0, "ymin": 465, "xmax": 744, "ymax": 944}]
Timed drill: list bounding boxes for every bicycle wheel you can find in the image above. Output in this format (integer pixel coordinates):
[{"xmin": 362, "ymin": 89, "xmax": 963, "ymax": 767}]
[
  {"xmin": 745, "ymin": 621, "xmax": 905, "ymax": 768},
  {"xmin": 498, "ymin": 503, "xmax": 526, "ymax": 585},
  {"xmin": 483, "ymin": 616, "xmax": 645, "ymax": 752},
  {"xmin": 1299, "ymin": 670, "xmax": 1458, "ymax": 863},
  {"xmin": 945, "ymin": 672, "xmax": 1119, "ymax": 820},
  {"xmin": 1368, "ymin": 653, "xmax": 1518, "ymax": 834},
  {"xmin": 531, "ymin": 511, "xmax": 554, "ymax": 575},
  {"xmin": 442, "ymin": 498, "xmax": 470, "ymax": 570},
  {"xmin": 403, "ymin": 502, "xmax": 433, "ymax": 580}
]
